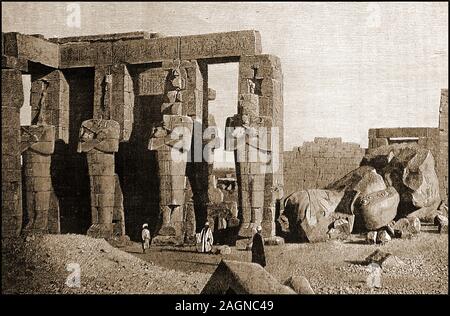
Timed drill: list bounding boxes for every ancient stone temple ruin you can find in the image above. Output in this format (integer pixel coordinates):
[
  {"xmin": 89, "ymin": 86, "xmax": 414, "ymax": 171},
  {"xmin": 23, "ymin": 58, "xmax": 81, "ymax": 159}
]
[{"xmin": 1, "ymin": 31, "xmax": 284, "ymax": 244}]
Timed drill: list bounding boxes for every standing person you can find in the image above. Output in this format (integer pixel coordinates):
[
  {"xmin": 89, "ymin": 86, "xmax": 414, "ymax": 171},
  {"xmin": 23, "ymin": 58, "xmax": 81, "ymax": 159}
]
[
  {"xmin": 141, "ymin": 223, "xmax": 151, "ymax": 253},
  {"xmin": 251, "ymin": 226, "xmax": 266, "ymax": 267},
  {"xmin": 199, "ymin": 221, "xmax": 214, "ymax": 253}
]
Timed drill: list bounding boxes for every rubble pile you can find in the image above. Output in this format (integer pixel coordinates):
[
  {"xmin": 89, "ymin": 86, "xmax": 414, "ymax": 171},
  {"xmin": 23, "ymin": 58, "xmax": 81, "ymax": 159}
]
[
  {"xmin": 1, "ymin": 234, "xmax": 209, "ymax": 294},
  {"xmin": 279, "ymin": 144, "xmax": 446, "ymax": 243}
]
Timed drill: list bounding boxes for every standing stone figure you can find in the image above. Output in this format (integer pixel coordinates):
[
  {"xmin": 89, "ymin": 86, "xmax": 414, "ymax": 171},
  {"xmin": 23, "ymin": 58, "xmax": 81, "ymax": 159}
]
[
  {"xmin": 148, "ymin": 61, "xmax": 194, "ymax": 245},
  {"xmin": 21, "ymin": 125, "xmax": 56, "ymax": 234},
  {"xmin": 226, "ymin": 92, "xmax": 271, "ymax": 238},
  {"xmin": 251, "ymin": 225, "xmax": 266, "ymax": 267},
  {"xmin": 198, "ymin": 222, "xmax": 214, "ymax": 253},
  {"xmin": 77, "ymin": 119, "xmax": 120, "ymax": 239},
  {"xmin": 141, "ymin": 223, "xmax": 151, "ymax": 253}
]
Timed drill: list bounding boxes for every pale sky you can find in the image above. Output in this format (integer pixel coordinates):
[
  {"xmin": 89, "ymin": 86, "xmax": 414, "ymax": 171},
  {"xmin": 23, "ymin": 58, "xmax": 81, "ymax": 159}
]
[{"xmin": 2, "ymin": 2, "xmax": 448, "ymax": 160}]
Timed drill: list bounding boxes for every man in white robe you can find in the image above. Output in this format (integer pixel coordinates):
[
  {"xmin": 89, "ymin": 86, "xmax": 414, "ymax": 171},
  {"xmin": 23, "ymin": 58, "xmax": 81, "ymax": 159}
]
[{"xmin": 198, "ymin": 222, "xmax": 214, "ymax": 253}]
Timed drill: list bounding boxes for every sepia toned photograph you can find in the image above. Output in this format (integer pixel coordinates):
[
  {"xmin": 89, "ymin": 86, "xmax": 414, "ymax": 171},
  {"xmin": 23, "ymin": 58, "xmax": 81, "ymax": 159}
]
[{"xmin": 1, "ymin": 1, "xmax": 448, "ymax": 299}]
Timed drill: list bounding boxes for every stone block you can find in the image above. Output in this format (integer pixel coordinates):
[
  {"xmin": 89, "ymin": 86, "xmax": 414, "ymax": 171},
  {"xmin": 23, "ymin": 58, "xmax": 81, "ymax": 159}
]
[
  {"xmin": 180, "ymin": 30, "xmax": 261, "ymax": 59},
  {"xmin": 138, "ymin": 68, "xmax": 167, "ymax": 96},
  {"xmin": 112, "ymin": 37, "xmax": 179, "ymax": 65},
  {"xmin": 2, "ymin": 32, "xmax": 59, "ymax": 68}
]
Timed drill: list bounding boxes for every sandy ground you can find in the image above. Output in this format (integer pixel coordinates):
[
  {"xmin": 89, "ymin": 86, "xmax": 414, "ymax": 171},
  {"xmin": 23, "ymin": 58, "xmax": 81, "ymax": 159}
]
[
  {"xmin": 126, "ymin": 224, "xmax": 448, "ymax": 294},
  {"xmin": 1, "ymin": 234, "xmax": 209, "ymax": 294},
  {"xmin": 1, "ymin": 224, "xmax": 447, "ymax": 294}
]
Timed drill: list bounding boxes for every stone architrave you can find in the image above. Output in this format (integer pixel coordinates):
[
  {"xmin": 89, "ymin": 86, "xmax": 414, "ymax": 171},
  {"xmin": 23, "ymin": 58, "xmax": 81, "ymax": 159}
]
[
  {"xmin": 77, "ymin": 119, "xmax": 120, "ymax": 239},
  {"xmin": 20, "ymin": 125, "xmax": 56, "ymax": 233}
]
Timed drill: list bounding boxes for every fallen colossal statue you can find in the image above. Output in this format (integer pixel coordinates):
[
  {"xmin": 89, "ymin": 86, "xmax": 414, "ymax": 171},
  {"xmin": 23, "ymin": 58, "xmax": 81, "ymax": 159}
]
[{"xmin": 279, "ymin": 144, "xmax": 441, "ymax": 242}]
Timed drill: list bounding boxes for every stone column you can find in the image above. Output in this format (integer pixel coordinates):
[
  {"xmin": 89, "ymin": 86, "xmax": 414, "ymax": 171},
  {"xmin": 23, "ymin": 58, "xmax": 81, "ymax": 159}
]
[
  {"xmin": 77, "ymin": 119, "xmax": 120, "ymax": 239},
  {"xmin": 235, "ymin": 55, "xmax": 284, "ymax": 237},
  {"xmin": 2, "ymin": 69, "xmax": 23, "ymax": 238},
  {"xmin": 20, "ymin": 125, "xmax": 55, "ymax": 234},
  {"xmin": 148, "ymin": 60, "xmax": 200, "ymax": 245},
  {"xmin": 226, "ymin": 92, "xmax": 272, "ymax": 237}
]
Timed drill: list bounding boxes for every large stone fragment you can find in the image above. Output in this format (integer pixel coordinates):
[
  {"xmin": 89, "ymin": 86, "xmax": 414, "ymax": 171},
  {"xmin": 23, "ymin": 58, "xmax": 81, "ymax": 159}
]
[
  {"xmin": 366, "ymin": 231, "xmax": 377, "ymax": 244},
  {"xmin": 393, "ymin": 217, "xmax": 421, "ymax": 238},
  {"xmin": 434, "ymin": 215, "xmax": 448, "ymax": 234},
  {"xmin": 376, "ymin": 229, "xmax": 391, "ymax": 244},
  {"xmin": 363, "ymin": 144, "xmax": 441, "ymax": 219},
  {"xmin": 357, "ymin": 186, "xmax": 400, "ymax": 231},
  {"xmin": 201, "ymin": 260, "xmax": 295, "ymax": 294},
  {"xmin": 284, "ymin": 276, "xmax": 314, "ymax": 294},
  {"xmin": 282, "ymin": 189, "xmax": 354, "ymax": 242}
]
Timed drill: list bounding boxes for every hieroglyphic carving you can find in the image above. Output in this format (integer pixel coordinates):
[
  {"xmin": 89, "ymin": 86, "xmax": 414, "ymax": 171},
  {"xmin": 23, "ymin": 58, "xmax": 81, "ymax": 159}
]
[
  {"xmin": 138, "ymin": 68, "xmax": 167, "ymax": 96},
  {"xmin": 180, "ymin": 30, "xmax": 262, "ymax": 59},
  {"xmin": 112, "ymin": 37, "xmax": 179, "ymax": 65}
]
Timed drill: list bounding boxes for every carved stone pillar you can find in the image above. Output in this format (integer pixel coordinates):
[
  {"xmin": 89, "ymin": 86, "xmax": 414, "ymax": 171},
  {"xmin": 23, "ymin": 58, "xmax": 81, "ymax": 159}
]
[
  {"xmin": 226, "ymin": 93, "xmax": 272, "ymax": 237},
  {"xmin": 21, "ymin": 125, "xmax": 56, "ymax": 233},
  {"xmin": 77, "ymin": 119, "xmax": 120, "ymax": 239},
  {"xmin": 147, "ymin": 60, "xmax": 198, "ymax": 245},
  {"xmin": 2, "ymin": 69, "xmax": 23, "ymax": 237},
  {"xmin": 236, "ymin": 55, "xmax": 284, "ymax": 237}
]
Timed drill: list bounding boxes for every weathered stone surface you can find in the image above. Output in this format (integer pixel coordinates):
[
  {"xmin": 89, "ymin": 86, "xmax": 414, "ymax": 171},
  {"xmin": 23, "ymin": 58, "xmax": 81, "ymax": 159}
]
[
  {"xmin": 327, "ymin": 218, "xmax": 351, "ymax": 240},
  {"xmin": 284, "ymin": 276, "xmax": 314, "ymax": 294},
  {"xmin": 93, "ymin": 64, "xmax": 134, "ymax": 141},
  {"xmin": 376, "ymin": 229, "xmax": 391, "ymax": 244},
  {"xmin": 284, "ymin": 138, "xmax": 365, "ymax": 195},
  {"xmin": 282, "ymin": 189, "xmax": 354, "ymax": 242},
  {"xmin": 437, "ymin": 89, "xmax": 448, "ymax": 203},
  {"xmin": 202, "ymin": 260, "xmax": 295, "ymax": 294},
  {"xmin": 49, "ymin": 31, "xmax": 154, "ymax": 44},
  {"xmin": 112, "ymin": 37, "xmax": 179, "ymax": 65},
  {"xmin": 393, "ymin": 217, "xmax": 421, "ymax": 238},
  {"xmin": 236, "ymin": 238, "xmax": 252, "ymax": 250},
  {"xmin": 363, "ymin": 144, "xmax": 441, "ymax": 219},
  {"xmin": 264, "ymin": 236, "xmax": 284, "ymax": 246},
  {"xmin": 180, "ymin": 30, "xmax": 261, "ymax": 60},
  {"xmin": 2, "ymin": 55, "xmax": 28, "ymax": 71},
  {"xmin": 358, "ymin": 186, "xmax": 400, "ymax": 231},
  {"xmin": 2, "ymin": 32, "xmax": 59, "ymax": 68},
  {"xmin": 434, "ymin": 214, "xmax": 448, "ymax": 234},
  {"xmin": 30, "ymin": 70, "xmax": 69, "ymax": 143},
  {"xmin": 78, "ymin": 119, "xmax": 121, "ymax": 239},
  {"xmin": 21, "ymin": 125, "xmax": 56, "ymax": 234},
  {"xmin": 148, "ymin": 60, "xmax": 202, "ymax": 245},
  {"xmin": 2, "ymin": 69, "xmax": 23, "ymax": 238},
  {"xmin": 138, "ymin": 68, "xmax": 167, "ymax": 96},
  {"xmin": 366, "ymin": 231, "xmax": 377, "ymax": 244}
]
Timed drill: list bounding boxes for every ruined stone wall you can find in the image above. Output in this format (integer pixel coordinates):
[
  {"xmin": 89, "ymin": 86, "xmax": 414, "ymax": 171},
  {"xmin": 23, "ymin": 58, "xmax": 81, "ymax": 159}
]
[
  {"xmin": 283, "ymin": 137, "xmax": 366, "ymax": 195},
  {"xmin": 438, "ymin": 89, "xmax": 448, "ymax": 203},
  {"xmin": 368, "ymin": 127, "xmax": 440, "ymax": 158}
]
